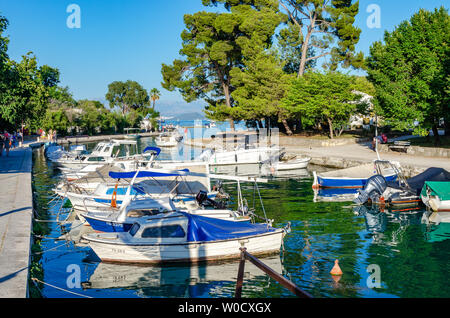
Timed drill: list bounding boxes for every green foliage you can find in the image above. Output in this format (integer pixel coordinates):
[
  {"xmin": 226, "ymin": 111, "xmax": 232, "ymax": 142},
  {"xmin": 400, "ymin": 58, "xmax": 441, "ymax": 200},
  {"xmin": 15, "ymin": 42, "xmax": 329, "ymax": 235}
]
[
  {"xmin": 0, "ymin": 52, "xmax": 57, "ymax": 131},
  {"xmin": 105, "ymin": 80, "xmax": 150, "ymax": 115},
  {"xmin": 161, "ymin": 1, "xmax": 284, "ymax": 128},
  {"xmin": 228, "ymin": 50, "xmax": 294, "ymax": 122},
  {"xmin": 149, "ymin": 88, "xmax": 161, "ymax": 111},
  {"xmin": 41, "ymin": 109, "xmax": 70, "ymax": 135},
  {"xmin": 282, "ymin": 71, "xmax": 361, "ymax": 138},
  {"xmin": 279, "ymin": 0, "xmax": 364, "ymax": 76},
  {"xmin": 366, "ymin": 7, "xmax": 450, "ymax": 136}
]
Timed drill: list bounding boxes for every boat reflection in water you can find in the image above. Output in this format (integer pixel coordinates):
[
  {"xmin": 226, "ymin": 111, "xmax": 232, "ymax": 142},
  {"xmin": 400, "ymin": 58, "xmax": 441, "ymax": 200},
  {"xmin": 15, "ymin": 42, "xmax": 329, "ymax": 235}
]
[
  {"xmin": 354, "ymin": 205, "xmax": 427, "ymax": 244},
  {"xmin": 353, "ymin": 205, "xmax": 387, "ymax": 236},
  {"xmin": 313, "ymin": 187, "xmax": 358, "ymax": 203},
  {"xmin": 82, "ymin": 256, "xmax": 284, "ymax": 298},
  {"xmin": 421, "ymin": 210, "xmax": 450, "ymax": 243},
  {"xmin": 209, "ymin": 163, "xmax": 311, "ymax": 180}
]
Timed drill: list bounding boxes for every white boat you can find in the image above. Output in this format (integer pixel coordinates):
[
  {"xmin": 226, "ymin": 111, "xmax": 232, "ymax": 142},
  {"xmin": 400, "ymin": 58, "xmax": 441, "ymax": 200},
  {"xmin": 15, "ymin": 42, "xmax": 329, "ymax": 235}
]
[
  {"xmin": 155, "ymin": 132, "xmax": 183, "ymax": 147},
  {"xmin": 274, "ymin": 157, "xmax": 311, "ymax": 171},
  {"xmin": 421, "ymin": 181, "xmax": 450, "ymax": 212},
  {"xmin": 50, "ymin": 140, "xmax": 154, "ymax": 170},
  {"xmin": 198, "ymin": 146, "xmax": 282, "ymax": 165},
  {"xmin": 82, "ymin": 211, "xmax": 286, "ymax": 264}
]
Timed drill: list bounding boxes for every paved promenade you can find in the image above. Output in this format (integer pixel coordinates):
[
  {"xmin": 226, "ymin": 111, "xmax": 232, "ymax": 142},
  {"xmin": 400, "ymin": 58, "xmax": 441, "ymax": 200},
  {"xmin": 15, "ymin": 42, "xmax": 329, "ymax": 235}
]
[{"xmin": 0, "ymin": 144, "xmax": 33, "ymax": 298}]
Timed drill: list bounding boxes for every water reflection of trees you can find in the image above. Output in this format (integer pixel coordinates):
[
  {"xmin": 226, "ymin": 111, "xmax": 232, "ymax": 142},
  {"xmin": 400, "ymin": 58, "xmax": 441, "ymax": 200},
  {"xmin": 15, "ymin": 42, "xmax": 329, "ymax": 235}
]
[{"xmin": 357, "ymin": 206, "xmax": 450, "ymax": 297}]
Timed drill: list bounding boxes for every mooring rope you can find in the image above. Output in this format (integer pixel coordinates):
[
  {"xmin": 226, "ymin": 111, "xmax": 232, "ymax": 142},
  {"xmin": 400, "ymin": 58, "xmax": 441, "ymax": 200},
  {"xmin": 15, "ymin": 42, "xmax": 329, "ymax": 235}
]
[{"xmin": 31, "ymin": 278, "xmax": 92, "ymax": 298}]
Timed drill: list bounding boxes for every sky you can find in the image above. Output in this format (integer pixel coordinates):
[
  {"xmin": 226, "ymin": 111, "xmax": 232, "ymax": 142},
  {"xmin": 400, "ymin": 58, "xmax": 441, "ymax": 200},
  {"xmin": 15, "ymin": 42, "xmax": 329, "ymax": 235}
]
[{"xmin": 0, "ymin": 0, "xmax": 448, "ymax": 115}]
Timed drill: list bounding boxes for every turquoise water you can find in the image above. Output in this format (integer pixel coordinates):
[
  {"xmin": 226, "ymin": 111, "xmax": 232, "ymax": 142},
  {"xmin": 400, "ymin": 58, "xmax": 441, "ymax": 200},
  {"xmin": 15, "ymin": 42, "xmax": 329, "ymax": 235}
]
[{"xmin": 29, "ymin": 137, "xmax": 450, "ymax": 298}]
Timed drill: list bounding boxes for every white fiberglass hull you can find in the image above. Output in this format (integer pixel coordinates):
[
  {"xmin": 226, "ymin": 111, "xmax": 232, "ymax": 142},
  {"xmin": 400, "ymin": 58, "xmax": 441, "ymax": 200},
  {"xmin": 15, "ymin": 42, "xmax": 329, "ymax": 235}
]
[
  {"xmin": 209, "ymin": 148, "xmax": 281, "ymax": 165},
  {"xmin": 86, "ymin": 229, "xmax": 284, "ymax": 264},
  {"xmin": 275, "ymin": 157, "xmax": 311, "ymax": 170}
]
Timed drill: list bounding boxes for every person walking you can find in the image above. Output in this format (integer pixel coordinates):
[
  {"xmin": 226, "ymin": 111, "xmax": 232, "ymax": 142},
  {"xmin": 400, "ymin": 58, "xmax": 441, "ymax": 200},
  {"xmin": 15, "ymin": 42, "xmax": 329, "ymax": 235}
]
[
  {"xmin": 3, "ymin": 131, "xmax": 10, "ymax": 157},
  {"xmin": 0, "ymin": 133, "xmax": 4, "ymax": 157},
  {"xmin": 17, "ymin": 130, "xmax": 23, "ymax": 147}
]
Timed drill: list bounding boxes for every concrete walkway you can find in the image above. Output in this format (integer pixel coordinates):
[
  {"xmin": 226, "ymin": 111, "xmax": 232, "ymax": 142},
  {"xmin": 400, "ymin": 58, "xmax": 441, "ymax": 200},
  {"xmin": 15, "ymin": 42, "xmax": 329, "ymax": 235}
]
[
  {"xmin": 283, "ymin": 140, "xmax": 450, "ymax": 175},
  {"xmin": 0, "ymin": 144, "xmax": 33, "ymax": 298}
]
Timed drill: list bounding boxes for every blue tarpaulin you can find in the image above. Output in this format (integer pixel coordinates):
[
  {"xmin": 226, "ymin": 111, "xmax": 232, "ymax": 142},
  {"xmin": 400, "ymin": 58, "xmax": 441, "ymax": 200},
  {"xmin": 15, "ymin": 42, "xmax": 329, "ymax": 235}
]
[{"xmin": 182, "ymin": 212, "xmax": 277, "ymax": 242}]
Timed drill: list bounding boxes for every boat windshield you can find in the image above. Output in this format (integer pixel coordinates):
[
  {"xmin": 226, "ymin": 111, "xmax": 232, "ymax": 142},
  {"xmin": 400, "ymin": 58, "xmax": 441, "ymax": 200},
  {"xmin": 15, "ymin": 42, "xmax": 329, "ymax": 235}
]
[{"xmin": 129, "ymin": 223, "xmax": 140, "ymax": 237}]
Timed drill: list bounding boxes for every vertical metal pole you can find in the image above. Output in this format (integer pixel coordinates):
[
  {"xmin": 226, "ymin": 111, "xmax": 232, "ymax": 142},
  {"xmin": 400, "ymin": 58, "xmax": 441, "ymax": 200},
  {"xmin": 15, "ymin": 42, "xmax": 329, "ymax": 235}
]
[{"xmin": 235, "ymin": 247, "xmax": 246, "ymax": 298}]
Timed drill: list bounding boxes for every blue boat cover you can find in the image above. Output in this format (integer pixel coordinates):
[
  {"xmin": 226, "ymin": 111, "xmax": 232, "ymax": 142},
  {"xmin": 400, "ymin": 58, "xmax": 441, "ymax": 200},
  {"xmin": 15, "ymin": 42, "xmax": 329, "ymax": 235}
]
[
  {"xmin": 143, "ymin": 146, "xmax": 161, "ymax": 155},
  {"xmin": 109, "ymin": 169, "xmax": 190, "ymax": 179},
  {"xmin": 182, "ymin": 212, "xmax": 277, "ymax": 242}
]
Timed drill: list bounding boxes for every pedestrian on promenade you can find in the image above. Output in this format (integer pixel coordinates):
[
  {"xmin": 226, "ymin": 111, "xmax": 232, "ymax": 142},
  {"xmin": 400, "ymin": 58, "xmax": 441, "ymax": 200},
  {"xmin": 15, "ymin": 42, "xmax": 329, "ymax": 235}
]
[
  {"xmin": 0, "ymin": 133, "xmax": 4, "ymax": 156},
  {"xmin": 3, "ymin": 131, "xmax": 10, "ymax": 157},
  {"xmin": 12, "ymin": 132, "xmax": 17, "ymax": 149},
  {"xmin": 17, "ymin": 130, "xmax": 23, "ymax": 147}
]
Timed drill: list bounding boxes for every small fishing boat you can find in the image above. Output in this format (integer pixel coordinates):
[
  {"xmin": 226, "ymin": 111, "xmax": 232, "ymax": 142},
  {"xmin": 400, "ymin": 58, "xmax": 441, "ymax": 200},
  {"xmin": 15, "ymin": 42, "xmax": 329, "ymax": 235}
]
[
  {"xmin": 82, "ymin": 212, "xmax": 286, "ymax": 264},
  {"xmin": 354, "ymin": 167, "xmax": 450, "ymax": 208},
  {"xmin": 312, "ymin": 160, "xmax": 398, "ymax": 189},
  {"xmin": 50, "ymin": 139, "xmax": 153, "ymax": 170},
  {"xmin": 274, "ymin": 157, "xmax": 311, "ymax": 171},
  {"xmin": 421, "ymin": 181, "xmax": 450, "ymax": 212}
]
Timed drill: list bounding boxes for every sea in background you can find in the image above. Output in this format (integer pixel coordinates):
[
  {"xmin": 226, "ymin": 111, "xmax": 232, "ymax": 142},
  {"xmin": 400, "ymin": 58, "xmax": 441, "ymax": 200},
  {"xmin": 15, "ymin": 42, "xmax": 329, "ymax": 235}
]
[
  {"xmin": 29, "ymin": 137, "xmax": 450, "ymax": 298},
  {"xmin": 160, "ymin": 119, "xmax": 251, "ymax": 140}
]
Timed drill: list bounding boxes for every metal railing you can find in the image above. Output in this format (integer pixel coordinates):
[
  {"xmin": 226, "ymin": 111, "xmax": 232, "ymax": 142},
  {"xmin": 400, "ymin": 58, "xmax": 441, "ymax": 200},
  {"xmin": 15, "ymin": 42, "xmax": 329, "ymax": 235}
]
[{"xmin": 235, "ymin": 247, "xmax": 313, "ymax": 298}]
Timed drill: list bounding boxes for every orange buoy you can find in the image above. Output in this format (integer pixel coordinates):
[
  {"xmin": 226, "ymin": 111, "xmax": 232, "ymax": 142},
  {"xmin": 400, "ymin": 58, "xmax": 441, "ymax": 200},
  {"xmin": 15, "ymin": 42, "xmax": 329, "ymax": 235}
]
[{"xmin": 330, "ymin": 259, "xmax": 343, "ymax": 276}]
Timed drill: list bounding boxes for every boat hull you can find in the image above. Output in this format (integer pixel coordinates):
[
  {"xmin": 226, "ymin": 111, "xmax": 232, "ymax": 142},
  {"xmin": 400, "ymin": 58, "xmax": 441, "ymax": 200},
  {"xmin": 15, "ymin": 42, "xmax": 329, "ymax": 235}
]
[
  {"xmin": 316, "ymin": 173, "xmax": 398, "ymax": 188},
  {"xmin": 209, "ymin": 148, "xmax": 281, "ymax": 165},
  {"xmin": 86, "ymin": 230, "xmax": 284, "ymax": 264},
  {"xmin": 276, "ymin": 158, "xmax": 310, "ymax": 171}
]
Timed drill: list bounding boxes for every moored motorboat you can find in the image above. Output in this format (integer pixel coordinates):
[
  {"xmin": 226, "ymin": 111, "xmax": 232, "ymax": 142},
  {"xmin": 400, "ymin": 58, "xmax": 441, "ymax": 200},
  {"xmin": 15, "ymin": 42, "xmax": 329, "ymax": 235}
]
[
  {"xmin": 50, "ymin": 139, "xmax": 153, "ymax": 170},
  {"xmin": 82, "ymin": 211, "xmax": 286, "ymax": 264},
  {"xmin": 354, "ymin": 167, "xmax": 450, "ymax": 208},
  {"xmin": 274, "ymin": 157, "xmax": 311, "ymax": 171},
  {"xmin": 421, "ymin": 181, "xmax": 450, "ymax": 212},
  {"xmin": 312, "ymin": 160, "xmax": 398, "ymax": 189}
]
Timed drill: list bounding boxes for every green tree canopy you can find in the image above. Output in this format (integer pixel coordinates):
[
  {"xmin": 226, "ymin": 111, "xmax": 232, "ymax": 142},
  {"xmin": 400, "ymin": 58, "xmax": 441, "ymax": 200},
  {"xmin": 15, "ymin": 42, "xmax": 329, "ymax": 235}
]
[
  {"xmin": 149, "ymin": 88, "xmax": 161, "ymax": 111},
  {"xmin": 227, "ymin": 50, "xmax": 294, "ymax": 131},
  {"xmin": 366, "ymin": 7, "xmax": 450, "ymax": 142},
  {"xmin": 105, "ymin": 80, "xmax": 150, "ymax": 115},
  {"xmin": 282, "ymin": 71, "xmax": 361, "ymax": 138},
  {"xmin": 279, "ymin": 0, "xmax": 364, "ymax": 77},
  {"xmin": 161, "ymin": 0, "xmax": 283, "ymax": 130},
  {"xmin": 0, "ymin": 52, "xmax": 58, "ymax": 131}
]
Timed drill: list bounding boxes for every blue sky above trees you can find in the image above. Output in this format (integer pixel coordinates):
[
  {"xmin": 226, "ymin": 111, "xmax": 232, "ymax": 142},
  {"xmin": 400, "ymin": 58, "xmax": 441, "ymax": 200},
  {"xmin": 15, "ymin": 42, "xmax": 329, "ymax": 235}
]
[{"xmin": 1, "ymin": 0, "xmax": 448, "ymax": 115}]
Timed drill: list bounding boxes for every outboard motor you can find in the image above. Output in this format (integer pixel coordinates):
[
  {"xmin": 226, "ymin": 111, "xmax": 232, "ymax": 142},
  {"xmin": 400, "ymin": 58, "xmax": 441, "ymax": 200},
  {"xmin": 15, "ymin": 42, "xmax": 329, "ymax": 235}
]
[
  {"xmin": 195, "ymin": 190, "xmax": 226, "ymax": 209},
  {"xmin": 353, "ymin": 175, "xmax": 387, "ymax": 205}
]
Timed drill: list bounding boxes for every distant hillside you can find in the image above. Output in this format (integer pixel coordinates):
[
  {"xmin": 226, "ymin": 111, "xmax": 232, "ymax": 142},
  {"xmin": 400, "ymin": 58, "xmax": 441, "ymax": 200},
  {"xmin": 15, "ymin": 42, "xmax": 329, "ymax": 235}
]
[{"xmin": 170, "ymin": 112, "xmax": 206, "ymax": 121}]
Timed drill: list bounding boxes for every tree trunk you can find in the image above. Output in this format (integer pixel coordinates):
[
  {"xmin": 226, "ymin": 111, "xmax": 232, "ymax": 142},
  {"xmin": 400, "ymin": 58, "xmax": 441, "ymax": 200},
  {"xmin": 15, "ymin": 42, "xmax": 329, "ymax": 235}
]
[
  {"xmin": 282, "ymin": 119, "xmax": 293, "ymax": 136},
  {"xmin": 298, "ymin": 29, "xmax": 312, "ymax": 77},
  {"xmin": 327, "ymin": 118, "xmax": 334, "ymax": 139},
  {"xmin": 432, "ymin": 124, "xmax": 441, "ymax": 146},
  {"xmin": 222, "ymin": 81, "xmax": 235, "ymax": 131}
]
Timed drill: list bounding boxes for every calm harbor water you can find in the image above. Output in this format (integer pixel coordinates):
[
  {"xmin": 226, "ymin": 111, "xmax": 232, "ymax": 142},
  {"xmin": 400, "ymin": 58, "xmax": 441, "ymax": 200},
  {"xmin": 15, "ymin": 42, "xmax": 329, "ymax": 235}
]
[{"xmin": 30, "ymin": 137, "xmax": 450, "ymax": 298}]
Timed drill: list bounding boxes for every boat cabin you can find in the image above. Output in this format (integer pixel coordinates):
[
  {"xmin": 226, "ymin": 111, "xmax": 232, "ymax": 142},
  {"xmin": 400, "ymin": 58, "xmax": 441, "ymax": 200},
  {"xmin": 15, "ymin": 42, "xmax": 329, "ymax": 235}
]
[{"xmin": 128, "ymin": 213, "xmax": 188, "ymax": 243}]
